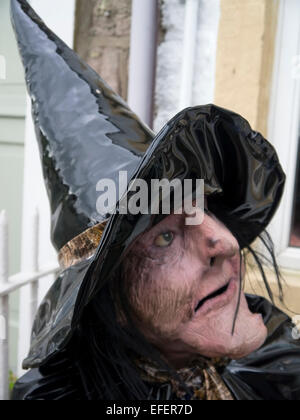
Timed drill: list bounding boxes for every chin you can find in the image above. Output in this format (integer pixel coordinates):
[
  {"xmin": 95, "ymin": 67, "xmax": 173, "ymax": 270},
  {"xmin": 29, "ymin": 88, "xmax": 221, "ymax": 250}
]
[
  {"xmin": 229, "ymin": 295, "xmax": 268, "ymax": 359},
  {"xmin": 193, "ymin": 323, "xmax": 268, "ymax": 361},
  {"xmin": 182, "ymin": 294, "xmax": 269, "ymax": 361},
  {"xmin": 217, "ymin": 311, "xmax": 268, "ymax": 360},
  {"xmin": 230, "ymin": 316, "xmax": 268, "ymax": 359}
]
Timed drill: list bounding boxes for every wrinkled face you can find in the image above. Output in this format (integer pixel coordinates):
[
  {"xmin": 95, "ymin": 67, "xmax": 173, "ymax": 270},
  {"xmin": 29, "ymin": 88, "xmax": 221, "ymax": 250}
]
[{"xmin": 122, "ymin": 204, "xmax": 268, "ymax": 368}]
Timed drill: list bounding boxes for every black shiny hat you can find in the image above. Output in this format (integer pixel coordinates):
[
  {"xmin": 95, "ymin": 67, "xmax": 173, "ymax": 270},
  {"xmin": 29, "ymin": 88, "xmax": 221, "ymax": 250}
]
[
  {"xmin": 11, "ymin": 0, "xmax": 154, "ymax": 253},
  {"xmin": 11, "ymin": 0, "xmax": 286, "ymax": 368}
]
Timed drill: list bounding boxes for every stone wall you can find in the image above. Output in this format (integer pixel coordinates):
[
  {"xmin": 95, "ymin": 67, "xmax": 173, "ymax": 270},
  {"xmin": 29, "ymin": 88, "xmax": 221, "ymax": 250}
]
[{"xmin": 75, "ymin": 0, "xmax": 132, "ymax": 100}]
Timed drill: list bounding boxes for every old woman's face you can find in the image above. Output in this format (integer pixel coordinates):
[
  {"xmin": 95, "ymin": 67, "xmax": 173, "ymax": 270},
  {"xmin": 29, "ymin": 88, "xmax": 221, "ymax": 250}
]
[{"xmin": 123, "ymin": 204, "xmax": 268, "ymax": 368}]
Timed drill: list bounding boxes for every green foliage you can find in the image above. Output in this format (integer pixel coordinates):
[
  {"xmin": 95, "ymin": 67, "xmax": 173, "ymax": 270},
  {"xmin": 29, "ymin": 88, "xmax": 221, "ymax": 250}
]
[{"xmin": 9, "ymin": 371, "xmax": 17, "ymax": 393}]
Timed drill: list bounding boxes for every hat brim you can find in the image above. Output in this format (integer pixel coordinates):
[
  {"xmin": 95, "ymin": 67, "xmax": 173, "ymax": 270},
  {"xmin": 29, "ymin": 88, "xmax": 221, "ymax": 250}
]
[{"xmin": 24, "ymin": 104, "xmax": 286, "ymax": 368}]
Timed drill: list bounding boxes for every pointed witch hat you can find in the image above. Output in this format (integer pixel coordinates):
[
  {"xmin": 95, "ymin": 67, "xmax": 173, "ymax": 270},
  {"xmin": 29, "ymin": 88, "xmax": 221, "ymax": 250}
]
[
  {"xmin": 11, "ymin": 0, "xmax": 154, "ymax": 255},
  {"xmin": 11, "ymin": 0, "xmax": 285, "ymax": 369}
]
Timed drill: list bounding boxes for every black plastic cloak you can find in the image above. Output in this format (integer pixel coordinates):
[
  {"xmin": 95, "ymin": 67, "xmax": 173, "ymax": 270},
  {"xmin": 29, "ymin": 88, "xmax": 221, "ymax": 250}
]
[{"xmin": 12, "ymin": 296, "xmax": 300, "ymax": 400}]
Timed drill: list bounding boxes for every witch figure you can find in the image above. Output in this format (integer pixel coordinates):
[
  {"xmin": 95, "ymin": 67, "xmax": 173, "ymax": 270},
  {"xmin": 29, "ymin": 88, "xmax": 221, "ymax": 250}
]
[{"xmin": 10, "ymin": 0, "xmax": 300, "ymax": 400}]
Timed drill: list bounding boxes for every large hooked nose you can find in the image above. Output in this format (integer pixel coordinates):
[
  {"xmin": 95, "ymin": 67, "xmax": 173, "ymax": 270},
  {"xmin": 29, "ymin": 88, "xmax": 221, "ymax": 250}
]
[{"xmin": 189, "ymin": 210, "xmax": 240, "ymax": 267}]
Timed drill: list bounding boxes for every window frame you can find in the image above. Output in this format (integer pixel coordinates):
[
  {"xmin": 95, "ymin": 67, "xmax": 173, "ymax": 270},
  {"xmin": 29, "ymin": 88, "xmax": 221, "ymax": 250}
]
[{"xmin": 268, "ymin": 0, "xmax": 300, "ymax": 271}]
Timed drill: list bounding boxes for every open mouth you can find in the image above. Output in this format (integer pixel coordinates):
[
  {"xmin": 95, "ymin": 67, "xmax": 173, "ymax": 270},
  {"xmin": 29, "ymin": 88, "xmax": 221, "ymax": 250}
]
[{"xmin": 194, "ymin": 282, "xmax": 230, "ymax": 312}]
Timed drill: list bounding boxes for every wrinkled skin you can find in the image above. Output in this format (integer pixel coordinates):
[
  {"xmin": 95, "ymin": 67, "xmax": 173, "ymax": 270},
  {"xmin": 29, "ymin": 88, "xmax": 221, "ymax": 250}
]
[{"xmin": 122, "ymin": 205, "xmax": 268, "ymax": 369}]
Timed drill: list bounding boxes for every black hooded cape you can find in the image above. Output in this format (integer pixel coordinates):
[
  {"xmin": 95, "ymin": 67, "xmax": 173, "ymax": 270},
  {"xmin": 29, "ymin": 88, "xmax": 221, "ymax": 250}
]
[{"xmin": 12, "ymin": 296, "xmax": 300, "ymax": 400}]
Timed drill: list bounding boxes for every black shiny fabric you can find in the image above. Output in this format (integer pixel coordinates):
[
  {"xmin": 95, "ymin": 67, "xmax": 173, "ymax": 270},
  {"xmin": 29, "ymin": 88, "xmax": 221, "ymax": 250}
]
[
  {"xmin": 11, "ymin": 0, "xmax": 154, "ymax": 250},
  {"xmin": 10, "ymin": 0, "xmax": 286, "ymax": 371},
  {"xmin": 13, "ymin": 296, "xmax": 300, "ymax": 400},
  {"xmin": 22, "ymin": 104, "xmax": 286, "ymax": 369}
]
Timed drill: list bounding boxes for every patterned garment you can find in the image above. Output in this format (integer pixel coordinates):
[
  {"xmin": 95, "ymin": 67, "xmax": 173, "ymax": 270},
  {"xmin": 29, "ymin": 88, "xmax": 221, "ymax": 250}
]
[{"xmin": 135, "ymin": 357, "xmax": 234, "ymax": 400}]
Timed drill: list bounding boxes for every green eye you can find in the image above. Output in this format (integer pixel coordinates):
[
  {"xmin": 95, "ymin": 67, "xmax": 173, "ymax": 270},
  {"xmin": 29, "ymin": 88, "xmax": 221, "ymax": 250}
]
[{"xmin": 154, "ymin": 232, "xmax": 174, "ymax": 248}]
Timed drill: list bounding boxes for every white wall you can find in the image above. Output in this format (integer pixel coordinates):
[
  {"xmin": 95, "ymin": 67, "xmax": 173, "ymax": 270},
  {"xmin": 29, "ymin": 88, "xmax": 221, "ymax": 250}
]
[{"xmin": 154, "ymin": 0, "xmax": 220, "ymax": 132}]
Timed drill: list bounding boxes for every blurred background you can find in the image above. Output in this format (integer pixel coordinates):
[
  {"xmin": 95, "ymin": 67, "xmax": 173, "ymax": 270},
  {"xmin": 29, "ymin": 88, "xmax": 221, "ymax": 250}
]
[{"xmin": 0, "ymin": 0, "xmax": 299, "ymax": 392}]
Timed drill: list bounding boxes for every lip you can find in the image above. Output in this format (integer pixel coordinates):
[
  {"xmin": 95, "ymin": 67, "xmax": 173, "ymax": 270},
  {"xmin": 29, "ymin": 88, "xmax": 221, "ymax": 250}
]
[{"xmin": 194, "ymin": 277, "xmax": 238, "ymax": 316}]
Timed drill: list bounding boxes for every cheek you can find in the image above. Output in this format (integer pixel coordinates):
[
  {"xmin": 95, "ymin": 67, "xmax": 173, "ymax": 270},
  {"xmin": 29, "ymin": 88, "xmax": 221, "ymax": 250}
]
[{"xmin": 124, "ymin": 251, "xmax": 199, "ymax": 336}]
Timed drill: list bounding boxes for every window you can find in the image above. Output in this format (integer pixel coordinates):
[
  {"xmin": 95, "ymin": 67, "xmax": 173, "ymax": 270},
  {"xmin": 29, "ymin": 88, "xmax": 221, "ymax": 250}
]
[
  {"xmin": 290, "ymin": 139, "xmax": 300, "ymax": 248},
  {"xmin": 268, "ymin": 0, "xmax": 300, "ymax": 271}
]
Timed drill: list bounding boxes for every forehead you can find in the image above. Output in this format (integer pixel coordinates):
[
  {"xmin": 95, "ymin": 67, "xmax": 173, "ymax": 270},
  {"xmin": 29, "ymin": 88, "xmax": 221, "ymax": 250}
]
[
  {"xmin": 149, "ymin": 196, "xmax": 208, "ymax": 227},
  {"xmin": 155, "ymin": 196, "xmax": 208, "ymax": 226},
  {"xmin": 126, "ymin": 197, "xmax": 210, "ymax": 253},
  {"xmin": 146, "ymin": 212, "xmax": 186, "ymax": 236}
]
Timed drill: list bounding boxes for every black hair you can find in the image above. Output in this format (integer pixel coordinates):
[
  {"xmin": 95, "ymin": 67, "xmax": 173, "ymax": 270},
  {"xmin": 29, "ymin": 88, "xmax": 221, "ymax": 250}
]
[
  {"xmin": 74, "ymin": 264, "xmax": 193, "ymax": 400},
  {"xmin": 231, "ymin": 230, "xmax": 284, "ymax": 333}
]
